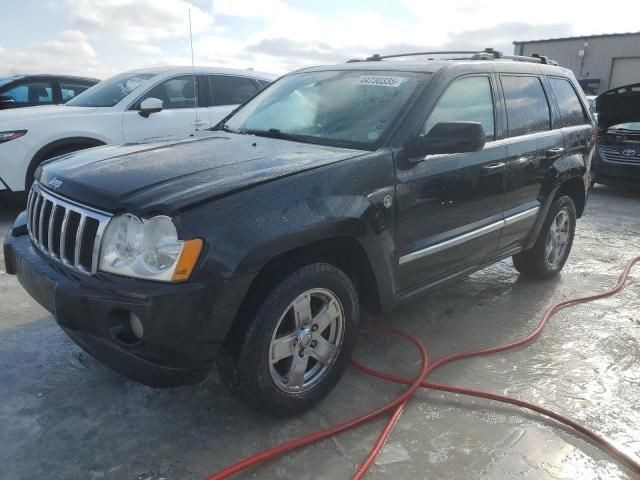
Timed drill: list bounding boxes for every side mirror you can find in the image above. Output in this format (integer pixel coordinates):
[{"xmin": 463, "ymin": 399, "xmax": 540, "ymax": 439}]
[
  {"xmin": 408, "ymin": 122, "xmax": 486, "ymax": 158},
  {"xmin": 139, "ymin": 97, "xmax": 163, "ymax": 117},
  {"xmin": 0, "ymin": 95, "xmax": 16, "ymax": 105}
]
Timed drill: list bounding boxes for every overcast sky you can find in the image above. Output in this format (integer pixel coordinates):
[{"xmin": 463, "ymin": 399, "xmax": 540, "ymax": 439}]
[{"xmin": 1, "ymin": 0, "xmax": 638, "ymax": 79}]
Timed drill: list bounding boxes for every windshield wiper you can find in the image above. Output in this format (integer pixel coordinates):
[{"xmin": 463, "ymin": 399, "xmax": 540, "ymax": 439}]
[
  {"xmin": 211, "ymin": 123, "xmax": 240, "ymax": 134},
  {"xmin": 244, "ymin": 128, "xmax": 323, "ymax": 145}
]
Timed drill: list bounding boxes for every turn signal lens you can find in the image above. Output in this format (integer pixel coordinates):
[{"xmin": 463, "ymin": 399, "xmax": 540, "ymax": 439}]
[
  {"xmin": 172, "ymin": 238, "xmax": 203, "ymax": 282},
  {"xmin": 0, "ymin": 130, "xmax": 27, "ymax": 144}
]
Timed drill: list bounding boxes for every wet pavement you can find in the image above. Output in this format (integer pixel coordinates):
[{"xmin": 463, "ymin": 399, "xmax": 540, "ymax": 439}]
[{"xmin": 1, "ymin": 185, "xmax": 639, "ymax": 480}]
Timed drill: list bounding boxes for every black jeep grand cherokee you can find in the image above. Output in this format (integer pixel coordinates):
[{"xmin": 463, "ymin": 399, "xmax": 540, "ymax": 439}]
[{"xmin": 4, "ymin": 51, "xmax": 594, "ymax": 416}]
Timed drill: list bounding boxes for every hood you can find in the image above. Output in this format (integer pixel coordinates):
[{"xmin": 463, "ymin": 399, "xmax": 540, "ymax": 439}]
[
  {"xmin": 37, "ymin": 133, "xmax": 365, "ymax": 215},
  {"xmin": 596, "ymin": 83, "xmax": 640, "ymax": 130},
  {"xmin": 0, "ymin": 104, "xmax": 97, "ymax": 125}
]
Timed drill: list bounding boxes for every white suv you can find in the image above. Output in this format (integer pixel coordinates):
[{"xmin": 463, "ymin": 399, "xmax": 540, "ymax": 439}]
[{"xmin": 0, "ymin": 66, "xmax": 275, "ymax": 193}]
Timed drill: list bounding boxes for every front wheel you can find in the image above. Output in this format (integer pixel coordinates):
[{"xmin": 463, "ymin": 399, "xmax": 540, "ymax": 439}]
[
  {"xmin": 218, "ymin": 263, "xmax": 359, "ymax": 417},
  {"xmin": 513, "ymin": 195, "xmax": 576, "ymax": 278}
]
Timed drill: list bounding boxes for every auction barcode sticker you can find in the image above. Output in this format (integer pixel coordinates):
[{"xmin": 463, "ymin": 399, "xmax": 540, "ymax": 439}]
[{"xmin": 357, "ymin": 75, "xmax": 406, "ymax": 87}]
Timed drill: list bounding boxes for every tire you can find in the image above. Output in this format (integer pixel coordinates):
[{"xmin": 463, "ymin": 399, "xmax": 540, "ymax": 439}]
[
  {"xmin": 513, "ymin": 195, "xmax": 576, "ymax": 279},
  {"xmin": 218, "ymin": 263, "xmax": 360, "ymax": 417}
]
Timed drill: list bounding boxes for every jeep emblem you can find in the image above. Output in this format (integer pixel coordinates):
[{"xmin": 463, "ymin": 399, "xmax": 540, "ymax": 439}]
[
  {"xmin": 48, "ymin": 177, "xmax": 63, "ymax": 190},
  {"xmin": 622, "ymin": 149, "xmax": 636, "ymax": 157}
]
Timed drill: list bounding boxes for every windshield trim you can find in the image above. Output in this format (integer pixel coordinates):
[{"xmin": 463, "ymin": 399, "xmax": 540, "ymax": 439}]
[{"xmin": 222, "ymin": 69, "xmax": 431, "ymax": 152}]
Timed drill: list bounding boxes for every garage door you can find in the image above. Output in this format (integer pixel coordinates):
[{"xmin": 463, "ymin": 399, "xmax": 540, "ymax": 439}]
[{"xmin": 610, "ymin": 57, "xmax": 640, "ymax": 89}]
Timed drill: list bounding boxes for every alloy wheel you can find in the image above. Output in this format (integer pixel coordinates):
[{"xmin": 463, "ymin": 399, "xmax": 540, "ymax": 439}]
[
  {"xmin": 269, "ymin": 288, "xmax": 345, "ymax": 393},
  {"xmin": 545, "ymin": 208, "xmax": 571, "ymax": 269}
]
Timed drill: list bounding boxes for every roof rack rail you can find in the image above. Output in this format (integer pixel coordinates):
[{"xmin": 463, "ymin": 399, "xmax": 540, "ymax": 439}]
[{"xmin": 347, "ymin": 48, "xmax": 559, "ymax": 66}]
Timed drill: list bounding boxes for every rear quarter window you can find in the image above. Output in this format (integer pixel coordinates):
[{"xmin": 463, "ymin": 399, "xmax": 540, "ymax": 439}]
[
  {"xmin": 549, "ymin": 77, "xmax": 590, "ymax": 127},
  {"xmin": 60, "ymin": 81, "xmax": 94, "ymax": 102},
  {"xmin": 501, "ymin": 75, "xmax": 551, "ymax": 137}
]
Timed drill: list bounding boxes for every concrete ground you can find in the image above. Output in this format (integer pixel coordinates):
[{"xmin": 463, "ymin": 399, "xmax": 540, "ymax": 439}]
[{"xmin": 1, "ymin": 186, "xmax": 639, "ymax": 480}]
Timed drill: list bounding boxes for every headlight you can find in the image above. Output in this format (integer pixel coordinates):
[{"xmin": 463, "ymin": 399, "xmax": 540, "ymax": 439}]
[
  {"xmin": 99, "ymin": 214, "xmax": 202, "ymax": 282},
  {"xmin": 0, "ymin": 130, "xmax": 27, "ymax": 144}
]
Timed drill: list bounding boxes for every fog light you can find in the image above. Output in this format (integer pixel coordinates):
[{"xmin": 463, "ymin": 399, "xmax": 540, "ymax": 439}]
[{"xmin": 130, "ymin": 313, "xmax": 144, "ymax": 340}]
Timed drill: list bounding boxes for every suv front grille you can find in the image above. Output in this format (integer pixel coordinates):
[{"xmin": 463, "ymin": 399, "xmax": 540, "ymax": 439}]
[
  {"xmin": 599, "ymin": 147, "xmax": 640, "ymax": 165},
  {"xmin": 26, "ymin": 184, "xmax": 111, "ymax": 274}
]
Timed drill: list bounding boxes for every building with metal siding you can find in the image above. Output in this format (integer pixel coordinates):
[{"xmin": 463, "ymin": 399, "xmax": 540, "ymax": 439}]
[{"xmin": 513, "ymin": 32, "xmax": 640, "ymax": 94}]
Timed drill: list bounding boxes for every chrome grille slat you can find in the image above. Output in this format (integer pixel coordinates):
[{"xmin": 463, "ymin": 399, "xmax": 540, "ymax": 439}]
[
  {"xmin": 33, "ymin": 196, "xmax": 44, "ymax": 244},
  {"xmin": 27, "ymin": 188, "xmax": 35, "ymax": 233},
  {"xmin": 26, "ymin": 184, "xmax": 112, "ymax": 275},
  {"xmin": 599, "ymin": 147, "xmax": 640, "ymax": 165},
  {"xmin": 59, "ymin": 209, "xmax": 70, "ymax": 263},
  {"xmin": 48, "ymin": 205, "xmax": 57, "ymax": 256},
  {"xmin": 39, "ymin": 200, "xmax": 50, "ymax": 248},
  {"xmin": 74, "ymin": 215, "xmax": 86, "ymax": 268}
]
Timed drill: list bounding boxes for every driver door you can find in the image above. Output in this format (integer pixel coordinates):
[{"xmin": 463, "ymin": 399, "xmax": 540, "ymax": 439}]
[
  {"xmin": 122, "ymin": 75, "xmax": 206, "ymax": 143},
  {"xmin": 394, "ymin": 74, "xmax": 508, "ymax": 291}
]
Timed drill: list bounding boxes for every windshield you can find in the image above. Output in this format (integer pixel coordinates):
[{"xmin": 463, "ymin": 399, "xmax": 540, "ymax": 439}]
[
  {"xmin": 66, "ymin": 72, "xmax": 155, "ymax": 107},
  {"xmin": 609, "ymin": 122, "xmax": 640, "ymax": 131},
  {"xmin": 224, "ymin": 70, "xmax": 427, "ymax": 149},
  {"xmin": 0, "ymin": 76, "xmax": 19, "ymax": 88}
]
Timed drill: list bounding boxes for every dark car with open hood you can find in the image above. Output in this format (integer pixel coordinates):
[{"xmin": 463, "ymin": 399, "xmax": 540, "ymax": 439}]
[
  {"xmin": 4, "ymin": 49, "xmax": 594, "ymax": 416},
  {"xmin": 593, "ymin": 83, "xmax": 640, "ymax": 186}
]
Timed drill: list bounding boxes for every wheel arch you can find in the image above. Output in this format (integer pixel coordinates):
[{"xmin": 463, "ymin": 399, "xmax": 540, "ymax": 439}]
[
  {"xmin": 27, "ymin": 136, "xmax": 106, "ymax": 188},
  {"xmin": 221, "ymin": 235, "xmax": 382, "ymax": 355},
  {"xmin": 556, "ymin": 176, "xmax": 586, "ymax": 218}
]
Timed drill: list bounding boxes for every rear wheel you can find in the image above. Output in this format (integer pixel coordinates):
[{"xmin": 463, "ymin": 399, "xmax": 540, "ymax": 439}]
[
  {"xmin": 218, "ymin": 263, "xmax": 359, "ymax": 416},
  {"xmin": 513, "ymin": 195, "xmax": 576, "ymax": 278}
]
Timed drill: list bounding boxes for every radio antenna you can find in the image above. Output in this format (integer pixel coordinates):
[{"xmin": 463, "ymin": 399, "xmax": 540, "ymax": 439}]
[{"xmin": 188, "ymin": 8, "xmax": 199, "ymax": 131}]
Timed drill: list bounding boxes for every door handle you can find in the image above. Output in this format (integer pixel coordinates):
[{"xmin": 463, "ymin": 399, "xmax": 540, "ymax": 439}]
[
  {"xmin": 481, "ymin": 162, "xmax": 506, "ymax": 173},
  {"xmin": 191, "ymin": 120, "xmax": 208, "ymax": 127},
  {"xmin": 545, "ymin": 147, "xmax": 565, "ymax": 159}
]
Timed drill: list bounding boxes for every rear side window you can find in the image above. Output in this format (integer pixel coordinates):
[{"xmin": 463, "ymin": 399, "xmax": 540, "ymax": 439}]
[
  {"xmin": 60, "ymin": 81, "xmax": 93, "ymax": 102},
  {"xmin": 209, "ymin": 75, "xmax": 259, "ymax": 106},
  {"xmin": 1, "ymin": 80, "xmax": 54, "ymax": 105},
  {"xmin": 501, "ymin": 75, "xmax": 550, "ymax": 137},
  {"xmin": 422, "ymin": 76, "xmax": 495, "ymax": 140},
  {"xmin": 549, "ymin": 77, "xmax": 590, "ymax": 127}
]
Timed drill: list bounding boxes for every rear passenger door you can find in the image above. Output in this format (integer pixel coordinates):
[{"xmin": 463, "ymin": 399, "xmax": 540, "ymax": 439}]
[
  {"xmin": 547, "ymin": 76, "xmax": 594, "ymax": 182},
  {"xmin": 206, "ymin": 75, "xmax": 261, "ymax": 126},
  {"xmin": 498, "ymin": 74, "xmax": 563, "ymax": 250}
]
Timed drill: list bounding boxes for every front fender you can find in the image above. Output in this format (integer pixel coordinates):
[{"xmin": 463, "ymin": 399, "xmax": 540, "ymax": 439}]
[{"xmin": 178, "ymin": 149, "xmax": 398, "ymax": 307}]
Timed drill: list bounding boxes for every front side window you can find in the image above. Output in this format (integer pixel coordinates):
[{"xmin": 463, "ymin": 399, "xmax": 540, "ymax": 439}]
[
  {"xmin": 549, "ymin": 78, "xmax": 589, "ymax": 127},
  {"xmin": 501, "ymin": 75, "xmax": 551, "ymax": 137},
  {"xmin": 210, "ymin": 75, "xmax": 259, "ymax": 106},
  {"xmin": 136, "ymin": 75, "xmax": 199, "ymax": 110},
  {"xmin": 225, "ymin": 70, "xmax": 426, "ymax": 149},
  {"xmin": 1, "ymin": 80, "xmax": 54, "ymax": 105},
  {"xmin": 67, "ymin": 72, "xmax": 154, "ymax": 107},
  {"xmin": 422, "ymin": 76, "xmax": 495, "ymax": 140},
  {"xmin": 60, "ymin": 81, "xmax": 93, "ymax": 102}
]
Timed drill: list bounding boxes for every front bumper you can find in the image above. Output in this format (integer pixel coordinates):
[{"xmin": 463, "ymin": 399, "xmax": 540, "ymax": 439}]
[
  {"xmin": 4, "ymin": 223, "xmax": 248, "ymax": 387},
  {"xmin": 0, "ymin": 138, "xmax": 32, "ymax": 191}
]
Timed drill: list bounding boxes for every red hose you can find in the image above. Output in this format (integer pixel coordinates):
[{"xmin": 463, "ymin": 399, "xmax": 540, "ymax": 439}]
[{"xmin": 208, "ymin": 256, "xmax": 640, "ymax": 480}]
